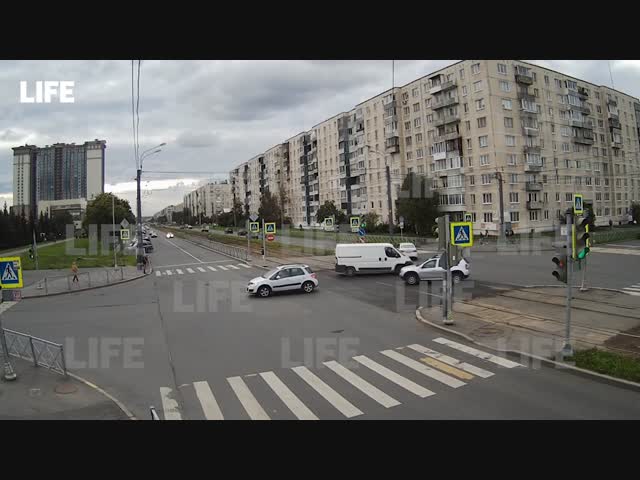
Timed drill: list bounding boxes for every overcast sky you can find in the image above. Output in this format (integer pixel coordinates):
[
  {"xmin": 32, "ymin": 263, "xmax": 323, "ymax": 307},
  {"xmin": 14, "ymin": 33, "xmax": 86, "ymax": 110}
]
[{"xmin": 2, "ymin": 60, "xmax": 640, "ymax": 215}]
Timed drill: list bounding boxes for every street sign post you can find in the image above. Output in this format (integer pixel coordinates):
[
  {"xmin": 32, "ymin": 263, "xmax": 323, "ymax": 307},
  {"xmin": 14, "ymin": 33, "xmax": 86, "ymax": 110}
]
[
  {"xmin": 324, "ymin": 217, "xmax": 334, "ymax": 232},
  {"xmin": 573, "ymin": 194, "xmax": 583, "ymax": 215},
  {"xmin": 266, "ymin": 234, "xmax": 275, "ymax": 242},
  {"xmin": 249, "ymin": 214, "xmax": 259, "ymax": 222},
  {"xmin": 0, "ymin": 257, "xmax": 23, "ymax": 290},
  {"xmin": 350, "ymin": 217, "xmax": 360, "ymax": 233},
  {"xmin": 120, "ymin": 218, "xmax": 130, "ymax": 229},
  {"xmin": 265, "ymin": 223, "xmax": 276, "ymax": 234},
  {"xmin": 450, "ymin": 222, "xmax": 474, "ymax": 248},
  {"xmin": 249, "ymin": 222, "xmax": 260, "ymax": 233}
]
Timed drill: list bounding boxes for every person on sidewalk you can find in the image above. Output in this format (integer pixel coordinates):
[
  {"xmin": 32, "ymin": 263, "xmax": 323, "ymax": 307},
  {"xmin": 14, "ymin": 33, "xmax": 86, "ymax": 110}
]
[
  {"xmin": 142, "ymin": 255, "xmax": 150, "ymax": 274},
  {"xmin": 609, "ymin": 219, "xmax": 613, "ymax": 230},
  {"xmin": 71, "ymin": 261, "xmax": 79, "ymax": 286}
]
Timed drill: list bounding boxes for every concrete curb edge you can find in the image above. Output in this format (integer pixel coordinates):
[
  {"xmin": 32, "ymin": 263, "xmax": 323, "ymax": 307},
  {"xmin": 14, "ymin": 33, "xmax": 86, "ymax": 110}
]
[
  {"xmin": 21, "ymin": 272, "xmax": 148, "ymax": 300},
  {"xmin": 415, "ymin": 307, "xmax": 640, "ymax": 392},
  {"xmin": 486, "ymin": 282, "xmax": 635, "ymax": 296},
  {"xmin": 66, "ymin": 372, "xmax": 137, "ymax": 420}
]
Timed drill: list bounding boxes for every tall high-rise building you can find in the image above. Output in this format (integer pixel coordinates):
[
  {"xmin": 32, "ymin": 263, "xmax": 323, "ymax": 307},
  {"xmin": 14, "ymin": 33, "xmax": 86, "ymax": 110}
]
[
  {"xmin": 183, "ymin": 181, "xmax": 233, "ymax": 221},
  {"xmin": 12, "ymin": 139, "xmax": 106, "ymax": 218}
]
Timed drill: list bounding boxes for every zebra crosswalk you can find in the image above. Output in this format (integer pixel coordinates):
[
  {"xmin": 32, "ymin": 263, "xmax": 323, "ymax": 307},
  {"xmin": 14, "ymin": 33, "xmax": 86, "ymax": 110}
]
[
  {"xmin": 157, "ymin": 337, "xmax": 522, "ymax": 420},
  {"xmin": 622, "ymin": 282, "xmax": 640, "ymax": 296},
  {"xmin": 155, "ymin": 263, "xmax": 253, "ymax": 277}
]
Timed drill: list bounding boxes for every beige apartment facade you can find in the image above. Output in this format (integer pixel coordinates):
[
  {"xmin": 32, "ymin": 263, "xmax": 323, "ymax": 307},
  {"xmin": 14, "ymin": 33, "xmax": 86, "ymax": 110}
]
[
  {"xmin": 230, "ymin": 60, "xmax": 640, "ymax": 232},
  {"xmin": 183, "ymin": 181, "xmax": 232, "ymax": 221}
]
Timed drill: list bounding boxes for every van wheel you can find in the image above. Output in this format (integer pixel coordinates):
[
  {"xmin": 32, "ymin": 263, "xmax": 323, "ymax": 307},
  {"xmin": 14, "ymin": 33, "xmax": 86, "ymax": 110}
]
[
  {"xmin": 452, "ymin": 272, "xmax": 464, "ymax": 284},
  {"xmin": 345, "ymin": 267, "xmax": 356, "ymax": 277},
  {"xmin": 405, "ymin": 273, "xmax": 420, "ymax": 286}
]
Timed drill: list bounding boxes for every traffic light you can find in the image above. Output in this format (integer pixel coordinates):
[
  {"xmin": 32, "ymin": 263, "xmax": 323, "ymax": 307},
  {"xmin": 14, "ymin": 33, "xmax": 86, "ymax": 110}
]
[
  {"xmin": 28, "ymin": 248, "xmax": 34, "ymax": 260},
  {"xmin": 573, "ymin": 216, "xmax": 590, "ymax": 260},
  {"xmin": 552, "ymin": 242, "xmax": 568, "ymax": 283}
]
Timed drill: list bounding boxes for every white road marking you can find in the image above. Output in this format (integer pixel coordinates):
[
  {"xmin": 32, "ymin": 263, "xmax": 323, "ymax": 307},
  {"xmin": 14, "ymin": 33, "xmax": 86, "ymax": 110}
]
[
  {"xmin": 259, "ymin": 371, "xmax": 318, "ymax": 420},
  {"xmin": 352, "ymin": 356, "xmax": 435, "ymax": 398},
  {"xmin": 238, "ymin": 264, "xmax": 251, "ymax": 268},
  {"xmin": 324, "ymin": 361, "xmax": 400, "ymax": 408},
  {"xmin": 227, "ymin": 265, "xmax": 240, "ymax": 270},
  {"xmin": 165, "ymin": 270, "xmax": 173, "ymax": 276},
  {"xmin": 155, "ymin": 260, "xmax": 241, "ymax": 269},
  {"xmin": 227, "ymin": 376, "xmax": 270, "ymax": 420},
  {"xmin": 193, "ymin": 381, "xmax": 224, "ymax": 420},
  {"xmin": 218, "ymin": 265, "xmax": 229, "ymax": 271},
  {"xmin": 406, "ymin": 344, "xmax": 494, "ymax": 378},
  {"xmin": 155, "ymin": 271, "xmax": 161, "ymax": 277},
  {"xmin": 623, "ymin": 290, "xmax": 640, "ymax": 296},
  {"xmin": 176, "ymin": 269, "xmax": 184, "ymax": 275},
  {"xmin": 207, "ymin": 266, "xmax": 217, "ymax": 272},
  {"xmin": 166, "ymin": 239, "xmax": 204, "ymax": 263},
  {"xmin": 197, "ymin": 267, "xmax": 207, "ymax": 272},
  {"xmin": 159, "ymin": 387, "xmax": 182, "ymax": 420},
  {"xmin": 186, "ymin": 268, "xmax": 195, "ymax": 274},
  {"xmin": 623, "ymin": 286, "xmax": 640, "ymax": 292},
  {"xmin": 292, "ymin": 366, "xmax": 363, "ymax": 418},
  {"xmin": 381, "ymin": 350, "xmax": 466, "ymax": 388},
  {"xmin": 433, "ymin": 338, "xmax": 523, "ymax": 368}
]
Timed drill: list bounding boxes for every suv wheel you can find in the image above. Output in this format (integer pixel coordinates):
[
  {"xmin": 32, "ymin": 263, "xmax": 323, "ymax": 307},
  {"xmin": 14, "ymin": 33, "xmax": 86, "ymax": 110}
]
[
  {"xmin": 257, "ymin": 285, "xmax": 272, "ymax": 297},
  {"xmin": 405, "ymin": 272, "xmax": 420, "ymax": 286},
  {"xmin": 452, "ymin": 272, "xmax": 464, "ymax": 284},
  {"xmin": 345, "ymin": 267, "xmax": 356, "ymax": 277},
  {"xmin": 302, "ymin": 281, "xmax": 315, "ymax": 293}
]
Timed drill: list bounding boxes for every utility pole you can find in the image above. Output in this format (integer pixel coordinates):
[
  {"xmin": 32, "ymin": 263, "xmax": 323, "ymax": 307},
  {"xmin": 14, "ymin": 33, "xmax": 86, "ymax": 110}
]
[
  {"xmin": 246, "ymin": 218, "xmax": 251, "ymax": 262},
  {"xmin": 136, "ymin": 167, "xmax": 144, "ymax": 270},
  {"xmin": 32, "ymin": 228, "xmax": 39, "ymax": 271},
  {"xmin": 112, "ymin": 193, "xmax": 117, "ymax": 268},
  {"xmin": 386, "ymin": 165, "xmax": 393, "ymax": 235},
  {"xmin": 495, "ymin": 171, "xmax": 505, "ymax": 239},
  {"xmin": 443, "ymin": 214, "xmax": 453, "ymax": 325},
  {"xmin": 562, "ymin": 211, "xmax": 574, "ymax": 359},
  {"xmin": 262, "ymin": 218, "xmax": 266, "ymax": 262}
]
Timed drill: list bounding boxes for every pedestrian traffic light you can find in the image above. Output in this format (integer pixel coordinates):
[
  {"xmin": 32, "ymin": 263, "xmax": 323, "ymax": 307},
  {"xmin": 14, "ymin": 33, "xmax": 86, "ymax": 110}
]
[
  {"xmin": 573, "ymin": 216, "xmax": 590, "ymax": 260},
  {"xmin": 552, "ymin": 242, "xmax": 568, "ymax": 284}
]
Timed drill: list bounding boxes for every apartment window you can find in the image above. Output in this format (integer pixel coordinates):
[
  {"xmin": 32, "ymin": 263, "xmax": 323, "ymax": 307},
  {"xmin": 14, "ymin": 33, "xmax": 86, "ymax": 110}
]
[
  {"xmin": 471, "ymin": 194, "xmax": 476, "ymax": 204},
  {"xmin": 596, "ymin": 192, "xmax": 602, "ymax": 201},
  {"xmin": 418, "ymin": 165, "xmax": 424, "ymax": 174},
  {"xmin": 479, "ymin": 135, "xmax": 488, "ymax": 147},
  {"xmin": 484, "ymin": 212, "xmax": 493, "ymax": 223},
  {"xmin": 507, "ymin": 154, "xmax": 517, "ymax": 165},
  {"xmin": 605, "ymin": 207, "xmax": 610, "ymax": 216},
  {"xmin": 471, "ymin": 63, "xmax": 480, "ymax": 75},
  {"xmin": 481, "ymin": 174, "xmax": 492, "ymax": 185},
  {"xmin": 460, "ymin": 68, "xmax": 465, "ymax": 80},
  {"xmin": 533, "ymin": 88, "xmax": 539, "ymax": 98},
  {"xmin": 468, "ymin": 157, "xmax": 473, "ymax": 167},
  {"xmin": 405, "ymin": 136, "xmax": 412, "ymax": 146},
  {"xmin": 596, "ymin": 105, "xmax": 602, "ymax": 113},
  {"xmin": 554, "ymin": 78, "xmax": 562, "ymax": 88},
  {"xmin": 463, "ymin": 103, "xmax": 469, "ymax": 113},
  {"xmin": 426, "ymin": 114, "xmax": 433, "ymax": 123},
  {"xmin": 565, "ymin": 175, "xmax": 572, "ymax": 185},
  {"xmin": 562, "ymin": 143, "xmax": 570, "ymax": 152},
  {"xmin": 482, "ymin": 193, "xmax": 492, "ymax": 204},
  {"xmin": 556, "ymin": 192, "xmax": 560, "ymax": 202},
  {"xmin": 565, "ymin": 193, "xmax": 573, "ymax": 201},
  {"xmin": 413, "ymin": 103, "xmax": 420, "ymax": 113},
  {"xmin": 504, "ymin": 117, "xmax": 513, "ymax": 128},
  {"xmin": 412, "ymin": 87, "xmax": 419, "ymax": 98},
  {"xmin": 465, "ymin": 120, "xmax": 471, "ymax": 131},
  {"xmin": 403, "ymin": 106, "xmax": 410, "ymax": 115},
  {"xmin": 546, "ymin": 91, "xmax": 551, "ymax": 101},
  {"xmin": 466, "ymin": 138, "xmax": 473, "ymax": 150},
  {"xmin": 510, "ymin": 173, "xmax": 518, "ymax": 186},
  {"xmin": 605, "ymin": 192, "xmax": 610, "ymax": 201},
  {"xmin": 477, "ymin": 117, "xmax": 487, "ymax": 128},
  {"xmin": 601, "ymin": 147, "xmax": 607, "ymax": 156},
  {"xmin": 414, "ymin": 117, "xmax": 421, "ymax": 127},
  {"xmin": 480, "ymin": 154, "xmax": 490, "ymax": 166},
  {"xmin": 406, "ymin": 151, "xmax": 413, "ymax": 160},
  {"xmin": 416, "ymin": 148, "xmax": 423, "ymax": 158},
  {"xmin": 502, "ymin": 99, "xmax": 512, "ymax": 110},
  {"xmin": 544, "ymin": 210, "xmax": 549, "ymax": 220},
  {"xmin": 510, "ymin": 211, "xmax": 520, "ymax": 222},
  {"xmin": 497, "ymin": 63, "xmax": 507, "ymax": 75},
  {"xmin": 424, "ymin": 98, "xmax": 432, "ymax": 108},
  {"xmin": 462, "ymin": 85, "xmax": 468, "ymax": 96},
  {"xmin": 404, "ymin": 121, "xmax": 411, "ymax": 130},
  {"xmin": 416, "ymin": 133, "xmax": 423, "ymax": 143},
  {"xmin": 473, "ymin": 80, "xmax": 483, "ymax": 92},
  {"xmin": 505, "ymin": 135, "xmax": 516, "ymax": 147},
  {"xmin": 475, "ymin": 98, "xmax": 485, "ymax": 111}
]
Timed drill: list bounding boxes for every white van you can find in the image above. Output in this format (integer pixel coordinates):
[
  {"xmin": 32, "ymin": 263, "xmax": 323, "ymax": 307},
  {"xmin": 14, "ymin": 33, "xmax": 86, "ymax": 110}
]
[{"xmin": 335, "ymin": 243, "xmax": 413, "ymax": 276}]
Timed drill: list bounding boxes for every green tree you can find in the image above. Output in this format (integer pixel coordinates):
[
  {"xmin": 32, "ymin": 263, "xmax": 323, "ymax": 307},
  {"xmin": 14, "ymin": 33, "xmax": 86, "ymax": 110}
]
[
  {"xmin": 630, "ymin": 202, "xmax": 640, "ymax": 224},
  {"xmin": 83, "ymin": 193, "xmax": 135, "ymax": 237},
  {"xmin": 315, "ymin": 200, "xmax": 346, "ymax": 225},
  {"xmin": 362, "ymin": 212, "xmax": 379, "ymax": 230},
  {"xmin": 172, "ymin": 211, "xmax": 184, "ymax": 225},
  {"xmin": 51, "ymin": 211, "xmax": 74, "ymax": 238},
  {"xmin": 258, "ymin": 191, "xmax": 282, "ymax": 224},
  {"xmin": 278, "ymin": 184, "xmax": 289, "ymax": 226},
  {"xmin": 395, "ymin": 173, "xmax": 440, "ymax": 236}
]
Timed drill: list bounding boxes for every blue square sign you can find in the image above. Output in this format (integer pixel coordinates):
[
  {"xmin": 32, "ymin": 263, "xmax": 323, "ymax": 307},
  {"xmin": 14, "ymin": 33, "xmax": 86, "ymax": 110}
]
[
  {"xmin": 450, "ymin": 222, "xmax": 474, "ymax": 247},
  {"xmin": 0, "ymin": 257, "xmax": 23, "ymax": 289}
]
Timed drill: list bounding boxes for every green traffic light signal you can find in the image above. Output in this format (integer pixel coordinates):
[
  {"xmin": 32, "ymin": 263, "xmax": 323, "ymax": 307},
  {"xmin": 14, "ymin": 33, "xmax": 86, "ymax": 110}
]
[{"xmin": 574, "ymin": 218, "xmax": 590, "ymax": 260}]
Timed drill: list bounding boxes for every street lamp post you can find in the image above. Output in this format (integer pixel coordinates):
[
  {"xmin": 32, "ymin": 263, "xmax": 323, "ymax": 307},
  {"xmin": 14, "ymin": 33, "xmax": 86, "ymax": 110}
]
[{"xmin": 136, "ymin": 143, "xmax": 165, "ymax": 270}]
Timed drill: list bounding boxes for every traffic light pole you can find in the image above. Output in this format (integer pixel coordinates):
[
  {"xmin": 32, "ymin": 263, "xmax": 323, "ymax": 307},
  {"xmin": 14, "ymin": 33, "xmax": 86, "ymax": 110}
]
[
  {"xmin": 443, "ymin": 214, "xmax": 453, "ymax": 325},
  {"xmin": 562, "ymin": 212, "xmax": 574, "ymax": 359}
]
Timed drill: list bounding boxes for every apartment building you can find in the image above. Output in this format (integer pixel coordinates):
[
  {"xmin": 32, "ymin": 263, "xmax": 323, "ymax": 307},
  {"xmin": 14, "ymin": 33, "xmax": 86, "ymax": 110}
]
[
  {"xmin": 230, "ymin": 60, "xmax": 640, "ymax": 232},
  {"xmin": 183, "ymin": 181, "xmax": 232, "ymax": 220},
  {"xmin": 12, "ymin": 139, "xmax": 106, "ymax": 218}
]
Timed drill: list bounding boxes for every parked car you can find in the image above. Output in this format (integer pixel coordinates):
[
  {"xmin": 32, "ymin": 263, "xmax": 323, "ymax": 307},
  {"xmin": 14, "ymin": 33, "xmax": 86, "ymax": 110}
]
[
  {"xmin": 224, "ymin": 227, "xmax": 234, "ymax": 234},
  {"xmin": 247, "ymin": 264, "xmax": 318, "ymax": 298},
  {"xmin": 399, "ymin": 253, "xmax": 470, "ymax": 285},
  {"xmin": 238, "ymin": 229, "xmax": 248, "ymax": 236},
  {"xmin": 201, "ymin": 225, "xmax": 210, "ymax": 232},
  {"xmin": 335, "ymin": 243, "xmax": 413, "ymax": 277},
  {"xmin": 151, "ymin": 232, "xmax": 158, "ymax": 238},
  {"xmin": 398, "ymin": 242, "xmax": 418, "ymax": 260}
]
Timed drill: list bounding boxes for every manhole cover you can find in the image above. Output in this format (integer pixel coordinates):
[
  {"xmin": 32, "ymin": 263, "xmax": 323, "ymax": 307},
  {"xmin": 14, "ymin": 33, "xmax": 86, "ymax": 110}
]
[
  {"xmin": 54, "ymin": 381, "xmax": 78, "ymax": 395},
  {"xmin": 473, "ymin": 325, "xmax": 504, "ymax": 337}
]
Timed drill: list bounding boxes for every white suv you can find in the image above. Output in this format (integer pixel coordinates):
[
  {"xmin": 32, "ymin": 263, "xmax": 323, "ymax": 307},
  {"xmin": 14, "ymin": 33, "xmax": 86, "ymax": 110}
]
[
  {"xmin": 247, "ymin": 264, "xmax": 318, "ymax": 298},
  {"xmin": 399, "ymin": 254, "xmax": 470, "ymax": 285}
]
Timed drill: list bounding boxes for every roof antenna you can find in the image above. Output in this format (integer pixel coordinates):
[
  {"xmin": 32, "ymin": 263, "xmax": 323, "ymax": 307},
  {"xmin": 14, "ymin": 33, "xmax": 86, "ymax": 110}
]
[{"xmin": 608, "ymin": 61, "xmax": 615, "ymax": 89}]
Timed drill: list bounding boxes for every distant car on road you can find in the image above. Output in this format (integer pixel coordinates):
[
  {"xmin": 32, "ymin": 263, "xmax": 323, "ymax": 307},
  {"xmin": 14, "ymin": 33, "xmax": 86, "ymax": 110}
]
[
  {"xmin": 166, "ymin": 232, "xmax": 174, "ymax": 239},
  {"xmin": 151, "ymin": 232, "xmax": 158, "ymax": 238},
  {"xmin": 247, "ymin": 264, "xmax": 318, "ymax": 298},
  {"xmin": 224, "ymin": 227, "xmax": 234, "ymax": 234},
  {"xmin": 399, "ymin": 253, "xmax": 470, "ymax": 285},
  {"xmin": 398, "ymin": 242, "xmax": 418, "ymax": 260},
  {"xmin": 201, "ymin": 225, "xmax": 210, "ymax": 232},
  {"xmin": 238, "ymin": 229, "xmax": 248, "ymax": 236}
]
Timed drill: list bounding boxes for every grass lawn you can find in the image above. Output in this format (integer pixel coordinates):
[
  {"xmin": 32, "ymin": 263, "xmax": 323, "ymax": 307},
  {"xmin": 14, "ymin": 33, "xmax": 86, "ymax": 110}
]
[
  {"xmin": 19, "ymin": 238, "xmax": 136, "ymax": 270},
  {"xmin": 571, "ymin": 348, "xmax": 640, "ymax": 383}
]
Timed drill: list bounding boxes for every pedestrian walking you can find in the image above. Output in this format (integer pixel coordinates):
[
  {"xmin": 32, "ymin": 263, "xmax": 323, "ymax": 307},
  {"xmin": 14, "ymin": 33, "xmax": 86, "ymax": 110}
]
[
  {"xmin": 71, "ymin": 260, "xmax": 79, "ymax": 285},
  {"xmin": 609, "ymin": 219, "xmax": 613, "ymax": 230},
  {"xmin": 143, "ymin": 255, "xmax": 150, "ymax": 274}
]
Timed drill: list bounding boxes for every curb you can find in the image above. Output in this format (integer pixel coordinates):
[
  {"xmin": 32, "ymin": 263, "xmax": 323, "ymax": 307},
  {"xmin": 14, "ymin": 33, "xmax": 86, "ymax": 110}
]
[
  {"xmin": 66, "ymin": 372, "xmax": 137, "ymax": 420},
  {"xmin": 482, "ymin": 282, "xmax": 635, "ymax": 296},
  {"xmin": 415, "ymin": 307, "xmax": 640, "ymax": 392},
  {"xmin": 21, "ymin": 272, "xmax": 148, "ymax": 300}
]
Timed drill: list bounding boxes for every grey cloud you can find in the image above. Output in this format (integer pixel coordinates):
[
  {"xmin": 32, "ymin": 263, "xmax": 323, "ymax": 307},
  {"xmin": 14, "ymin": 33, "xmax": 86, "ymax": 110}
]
[{"xmin": 176, "ymin": 131, "xmax": 219, "ymax": 148}]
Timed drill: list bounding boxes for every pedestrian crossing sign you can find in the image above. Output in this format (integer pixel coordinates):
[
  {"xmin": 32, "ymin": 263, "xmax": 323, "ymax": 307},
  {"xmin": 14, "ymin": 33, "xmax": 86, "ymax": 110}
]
[
  {"xmin": 265, "ymin": 222, "xmax": 276, "ymax": 234},
  {"xmin": 249, "ymin": 222, "xmax": 260, "ymax": 233},
  {"xmin": 350, "ymin": 216, "xmax": 360, "ymax": 232},
  {"xmin": 450, "ymin": 222, "xmax": 474, "ymax": 247},
  {"xmin": 573, "ymin": 194, "xmax": 583, "ymax": 215},
  {"xmin": 0, "ymin": 257, "xmax": 23, "ymax": 289},
  {"xmin": 120, "ymin": 229, "xmax": 130, "ymax": 241}
]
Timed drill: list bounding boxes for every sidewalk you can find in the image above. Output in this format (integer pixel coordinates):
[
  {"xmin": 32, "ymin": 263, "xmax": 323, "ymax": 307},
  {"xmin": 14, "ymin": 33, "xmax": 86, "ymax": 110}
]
[
  {"xmin": 250, "ymin": 254, "xmax": 336, "ymax": 272},
  {"xmin": 0, "ymin": 357, "xmax": 129, "ymax": 420},
  {"xmin": 417, "ymin": 286, "xmax": 640, "ymax": 360},
  {"xmin": 21, "ymin": 266, "xmax": 145, "ymax": 298}
]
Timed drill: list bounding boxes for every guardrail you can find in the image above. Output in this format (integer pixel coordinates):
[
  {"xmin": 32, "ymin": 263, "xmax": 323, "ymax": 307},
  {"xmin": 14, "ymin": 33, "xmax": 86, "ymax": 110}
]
[
  {"xmin": 33, "ymin": 267, "xmax": 125, "ymax": 295},
  {"xmin": 0, "ymin": 328, "xmax": 67, "ymax": 376}
]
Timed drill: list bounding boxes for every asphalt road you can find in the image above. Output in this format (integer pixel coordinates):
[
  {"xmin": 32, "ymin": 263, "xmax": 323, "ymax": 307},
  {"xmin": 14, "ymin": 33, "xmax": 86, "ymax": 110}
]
[{"xmin": 3, "ymin": 233, "xmax": 640, "ymax": 420}]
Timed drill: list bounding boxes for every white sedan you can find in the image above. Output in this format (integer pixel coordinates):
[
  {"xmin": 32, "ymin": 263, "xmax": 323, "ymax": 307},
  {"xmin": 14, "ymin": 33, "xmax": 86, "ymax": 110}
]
[
  {"xmin": 166, "ymin": 232, "xmax": 174, "ymax": 239},
  {"xmin": 398, "ymin": 242, "xmax": 418, "ymax": 260}
]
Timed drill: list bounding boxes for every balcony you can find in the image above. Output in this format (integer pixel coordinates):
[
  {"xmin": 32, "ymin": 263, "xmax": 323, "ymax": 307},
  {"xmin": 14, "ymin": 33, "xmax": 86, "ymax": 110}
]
[
  {"xmin": 571, "ymin": 104, "xmax": 591, "ymax": 115},
  {"xmin": 432, "ymin": 96, "xmax": 459, "ymax": 110},
  {"xmin": 429, "ymin": 83, "xmax": 443, "ymax": 95},
  {"xmin": 433, "ymin": 131, "xmax": 461, "ymax": 143},
  {"xmin": 611, "ymin": 141, "xmax": 622, "ymax": 149},
  {"xmin": 527, "ymin": 201, "xmax": 543, "ymax": 210},
  {"xmin": 609, "ymin": 117, "xmax": 621, "ymax": 129},
  {"xmin": 524, "ymin": 163, "xmax": 542, "ymax": 173},
  {"xmin": 577, "ymin": 87, "xmax": 589, "ymax": 99},
  {"xmin": 525, "ymin": 182, "xmax": 543, "ymax": 192},
  {"xmin": 515, "ymin": 73, "xmax": 533, "ymax": 85},
  {"xmin": 439, "ymin": 204, "xmax": 466, "ymax": 213},
  {"xmin": 574, "ymin": 135, "xmax": 594, "ymax": 145},
  {"xmin": 440, "ymin": 80, "xmax": 457, "ymax": 92},
  {"xmin": 523, "ymin": 127, "xmax": 539, "ymax": 137},
  {"xmin": 435, "ymin": 112, "xmax": 461, "ymax": 126},
  {"xmin": 524, "ymin": 145, "xmax": 541, "ymax": 154},
  {"xmin": 432, "ymin": 150, "xmax": 447, "ymax": 161},
  {"xmin": 570, "ymin": 119, "xmax": 585, "ymax": 128}
]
